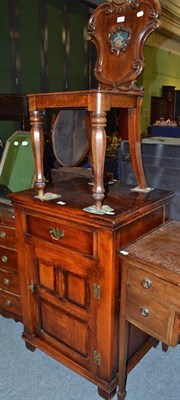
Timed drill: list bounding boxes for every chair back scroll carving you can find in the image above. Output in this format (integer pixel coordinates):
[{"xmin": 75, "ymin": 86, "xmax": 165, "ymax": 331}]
[{"xmin": 87, "ymin": 0, "xmax": 161, "ymax": 92}]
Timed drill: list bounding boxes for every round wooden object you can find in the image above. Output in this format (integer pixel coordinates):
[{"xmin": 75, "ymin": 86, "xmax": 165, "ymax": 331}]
[{"xmin": 52, "ymin": 109, "xmax": 90, "ymax": 167}]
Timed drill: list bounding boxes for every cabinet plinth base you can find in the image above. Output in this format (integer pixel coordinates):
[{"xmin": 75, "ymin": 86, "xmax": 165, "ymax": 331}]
[{"xmin": 98, "ymin": 387, "xmax": 117, "ymax": 399}]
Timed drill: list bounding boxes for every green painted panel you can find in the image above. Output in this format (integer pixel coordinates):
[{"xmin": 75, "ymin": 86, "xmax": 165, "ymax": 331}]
[
  {"xmin": 0, "ymin": 131, "xmax": 35, "ymax": 192},
  {"xmin": 67, "ymin": 1, "xmax": 87, "ymax": 90},
  {"xmin": 47, "ymin": 0, "xmax": 65, "ymax": 91},
  {"xmin": 0, "ymin": 0, "xmax": 12, "ymax": 92},
  {"xmin": 19, "ymin": 0, "xmax": 41, "ymax": 93}
]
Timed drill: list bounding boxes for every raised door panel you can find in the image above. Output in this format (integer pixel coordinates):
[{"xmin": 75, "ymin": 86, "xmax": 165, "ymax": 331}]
[{"xmin": 26, "ymin": 243, "xmax": 97, "ymax": 371}]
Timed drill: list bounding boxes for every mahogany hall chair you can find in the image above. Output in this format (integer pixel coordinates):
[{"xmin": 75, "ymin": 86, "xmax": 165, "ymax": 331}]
[{"xmin": 27, "ymin": 0, "xmax": 161, "ymax": 211}]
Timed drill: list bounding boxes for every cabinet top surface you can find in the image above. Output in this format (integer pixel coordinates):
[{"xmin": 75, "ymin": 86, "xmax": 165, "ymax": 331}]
[
  {"xmin": 120, "ymin": 221, "xmax": 180, "ymax": 279},
  {"xmin": 9, "ymin": 178, "xmax": 173, "ymax": 229}
]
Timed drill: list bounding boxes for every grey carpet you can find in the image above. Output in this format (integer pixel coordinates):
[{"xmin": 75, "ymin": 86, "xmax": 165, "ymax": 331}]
[{"xmin": 0, "ymin": 315, "xmax": 179, "ymax": 400}]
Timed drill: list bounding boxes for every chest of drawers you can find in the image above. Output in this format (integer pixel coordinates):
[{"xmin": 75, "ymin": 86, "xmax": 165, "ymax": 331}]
[
  {"xmin": 10, "ymin": 179, "xmax": 174, "ymax": 399},
  {"xmin": 118, "ymin": 220, "xmax": 180, "ymax": 399},
  {"xmin": 0, "ymin": 203, "xmax": 22, "ymax": 320}
]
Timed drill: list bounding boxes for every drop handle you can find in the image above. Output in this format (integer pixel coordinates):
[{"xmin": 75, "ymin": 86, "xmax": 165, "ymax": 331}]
[{"xmin": 49, "ymin": 227, "xmax": 65, "ymax": 240}]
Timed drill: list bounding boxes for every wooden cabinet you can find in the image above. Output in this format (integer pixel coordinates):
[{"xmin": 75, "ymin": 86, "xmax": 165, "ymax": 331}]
[
  {"xmin": 150, "ymin": 86, "xmax": 176, "ymax": 124},
  {"xmin": 118, "ymin": 220, "xmax": 180, "ymax": 399},
  {"xmin": 11, "ymin": 180, "xmax": 173, "ymax": 399},
  {"xmin": 0, "ymin": 203, "xmax": 22, "ymax": 320}
]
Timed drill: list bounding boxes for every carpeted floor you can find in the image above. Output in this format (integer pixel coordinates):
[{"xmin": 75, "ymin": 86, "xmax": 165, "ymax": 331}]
[{"xmin": 0, "ymin": 315, "xmax": 179, "ymax": 400}]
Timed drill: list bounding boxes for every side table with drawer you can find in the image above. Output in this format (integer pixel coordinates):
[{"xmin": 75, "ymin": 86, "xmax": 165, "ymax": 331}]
[
  {"xmin": 0, "ymin": 203, "xmax": 22, "ymax": 321},
  {"xmin": 118, "ymin": 220, "xmax": 180, "ymax": 399}
]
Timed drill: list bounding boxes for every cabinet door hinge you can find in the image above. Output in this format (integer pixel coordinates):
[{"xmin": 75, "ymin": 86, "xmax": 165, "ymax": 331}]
[
  {"xmin": 93, "ymin": 283, "xmax": 101, "ymax": 299},
  {"xmin": 28, "ymin": 280, "xmax": 35, "ymax": 293},
  {"xmin": 94, "ymin": 351, "xmax": 101, "ymax": 365}
]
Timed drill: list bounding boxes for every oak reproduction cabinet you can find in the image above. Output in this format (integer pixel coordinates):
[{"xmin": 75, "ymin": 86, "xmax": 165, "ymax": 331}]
[{"xmin": 10, "ymin": 180, "xmax": 173, "ymax": 399}]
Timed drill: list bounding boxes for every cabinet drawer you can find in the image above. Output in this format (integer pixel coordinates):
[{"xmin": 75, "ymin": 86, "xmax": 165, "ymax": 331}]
[
  {"xmin": 0, "ymin": 270, "xmax": 20, "ymax": 295},
  {"xmin": 26, "ymin": 214, "xmax": 96, "ymax": 256},
  {"xmin": 0, "ymin": 290, "xmax": 21, "ymax": 316},
  {"xmin": 127, "ymin": 266, "xmax": 180, "ymax": 307},
  {"xmin": 126, "ymin": 289, "xmax": 169, "ymax": 340},
  {"xmin": 0, "ymin": 248, "xmax": 18, "ymax": 272},
  {"xmin": 0, "ymin": 226, "xmax": 16, "ymax": 249},
  {"xmin": 0, "ymin": 205, "xmax": 15, "ymax": 227}
]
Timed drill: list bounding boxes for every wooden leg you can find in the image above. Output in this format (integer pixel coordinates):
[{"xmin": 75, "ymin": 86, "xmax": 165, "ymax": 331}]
[
  {"xmin": 118, "ymin": 262, "xmax": 129, "ymax": 399},
  {"xmin": 25, "ymin": 341, "xmax": 36, "ymax": 352},
  {"xmin": 117, "ymin": 390, "xmax": 127, "ymax": 400},
  {"xmin": 30, "ymin": 110, "xmax": 46, "ymax": 198},
  {"xmin": 128, "ymin": 106, "xmax": 147, "ymax": 190},
  {"xmin": 90, "ymin": 97, "xmax": 107, "ymax": 210},
  {"xmin": 98, "ymin": 387, "xmax": 117, "ymax": 399},
  {"xmin": 162, "ymin": 343, "xmax": 169, "ymax": 352}
]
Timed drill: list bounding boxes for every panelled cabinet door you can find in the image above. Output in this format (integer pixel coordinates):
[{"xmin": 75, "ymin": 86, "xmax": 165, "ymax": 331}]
[{"xmin": 25, "ymin": 242, "xmax": 97, "ymax": 373}]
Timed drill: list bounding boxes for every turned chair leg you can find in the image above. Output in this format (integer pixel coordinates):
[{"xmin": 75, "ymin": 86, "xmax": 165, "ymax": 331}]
[{"xmin": 117, "ymin": 389, "xmax": 127, "ymax": 400}]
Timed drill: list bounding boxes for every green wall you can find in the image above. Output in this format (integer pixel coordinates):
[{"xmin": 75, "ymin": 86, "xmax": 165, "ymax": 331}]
[
  {"xmin": 0, "ymin": 0, "xmax": 90, "ymax": 143},
  {"xmin": 141, "ymin": 46, "xmax": 180, "ymax": 134},
  {"xmin": 0, "ymin": 0, "xmax": 179, "ymax": 141}
]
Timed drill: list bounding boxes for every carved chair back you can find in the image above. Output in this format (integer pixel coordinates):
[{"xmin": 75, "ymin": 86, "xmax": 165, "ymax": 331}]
[{"xmin": 87, "ymin": 0, "xmax": 161, "ymax": 92}]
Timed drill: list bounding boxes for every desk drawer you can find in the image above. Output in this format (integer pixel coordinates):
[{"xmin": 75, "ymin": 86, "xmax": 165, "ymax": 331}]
[
  {"xmin": 0, "ymin": 248, "xmax": 18, "ymax": 272},
  {"xmin": 126, "ymin": 289, "xmax": 169, "ymax": 340},
  {"xmin": 26, "ymin": 214, "xmax": 96, "ymax": 256},
  {"xmin": 0, "ymin": 226, "xmax": 16, "ymax": 249},
  {"xmin": 127, "ymin": 265, "xmax": 180, "ymax": 307},
  {"xmin": 0, "ymin": 290, "xmax": 21, "ymax": 315},
  {"xmin": 0, "ymin": 269, "xmax": 20, "ymax": 295}
]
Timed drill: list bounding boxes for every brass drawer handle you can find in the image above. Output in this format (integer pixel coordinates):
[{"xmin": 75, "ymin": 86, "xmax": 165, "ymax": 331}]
[
  {"xmin": 5, "ymin": 299, "xmax": 12, "ymax": 306},
  {"xmin": 140, "ymin": 307, "xmax": 149, "ymax": 317},
  {"xmin": 142, "ymin": 278, "xmax": 152, "ymax": 289},
  {"xmin": 3, "ymin": 278, "xmax": 10, "ymax": 286},
  {"xmin": 0, "ymin": 231, "xmax": 6, "ymax": 238},
  {"xmin": 2, "ymin": 255, "xmax": 8, "ymax": 263},
  {"xmin": 49, "ymin": 227, "xmax": 65, "ymax": 240}
]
